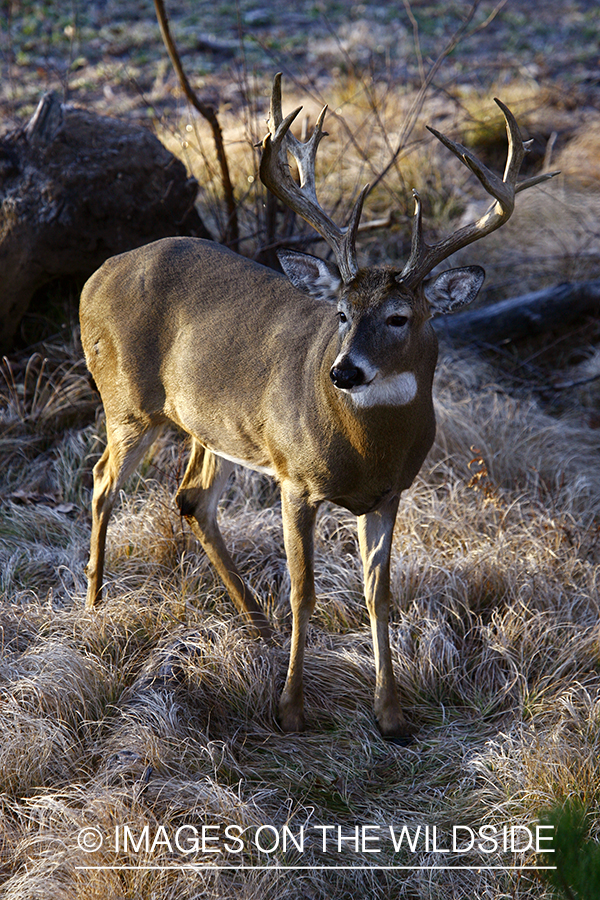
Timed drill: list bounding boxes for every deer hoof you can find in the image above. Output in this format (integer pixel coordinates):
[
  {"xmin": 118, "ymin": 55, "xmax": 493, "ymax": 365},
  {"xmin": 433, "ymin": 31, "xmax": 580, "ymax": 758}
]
[
  {"xmin": 278, "ymin": 699, "xmax": 306, "ymax": 733},
  {"xmin": 382, "ymin": 730, "xmax": 415, "ymax": 747},
  {"xmin": 375, "ymin": 710, "xmax": 413, "ymax": 744}
]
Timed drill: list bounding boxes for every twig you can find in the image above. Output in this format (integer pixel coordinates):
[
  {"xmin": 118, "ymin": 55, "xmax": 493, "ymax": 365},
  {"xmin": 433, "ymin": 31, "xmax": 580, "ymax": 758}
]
[
  {"xmin": 302, "ymin": 3, "xmax": 488, "ymax": 200},
  {"xmin": 402, "ymin": 0, "xmax": 425, "ymax": 86},
  {"xmin": 369, "ymin": 0, "xmax": 499, "ymax": 194},
  {"xmin": 153, "ymin": 0, "xmax": 239, "ymax": 249},
  {"xmin": 553, "ymin": 372, "xmax": 600, "ymax": 391}
]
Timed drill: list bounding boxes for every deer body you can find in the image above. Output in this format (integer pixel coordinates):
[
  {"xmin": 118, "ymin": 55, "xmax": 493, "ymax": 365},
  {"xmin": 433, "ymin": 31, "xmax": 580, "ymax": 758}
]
[
  {"xmin": 82, "ymin": 237, "xmax": 436, "ymax": 507},
  {"xmin": 81, "ymin": 77, "xmax": 557, "ymax": 740}
]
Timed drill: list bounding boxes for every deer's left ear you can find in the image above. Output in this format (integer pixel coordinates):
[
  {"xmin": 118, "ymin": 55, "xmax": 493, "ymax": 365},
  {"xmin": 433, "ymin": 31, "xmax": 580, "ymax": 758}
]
[{"xmin": 424, "ymin": 265, "xmax": 485, "ymax": 316}]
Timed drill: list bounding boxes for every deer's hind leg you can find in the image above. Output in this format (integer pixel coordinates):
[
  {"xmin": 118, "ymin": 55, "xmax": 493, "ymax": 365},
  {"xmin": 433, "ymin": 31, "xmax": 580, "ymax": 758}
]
[
  {"xmin": 176, "ymin": 439, "xmax": 272, "ymax": 641},
  {"xmin": 86, "ymin": 420, "xmax": 160, "ymax": 609}
]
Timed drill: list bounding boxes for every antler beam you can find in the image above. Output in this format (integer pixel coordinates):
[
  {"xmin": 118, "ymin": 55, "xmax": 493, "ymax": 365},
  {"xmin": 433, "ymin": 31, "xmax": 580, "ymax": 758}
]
[
  {"xmin": 398, "ymin": 99, "xmax": 560, "ymax": 287},
  {"xmin": 260, "ymin": 73, "xmax": 368, "ymax": 284}
]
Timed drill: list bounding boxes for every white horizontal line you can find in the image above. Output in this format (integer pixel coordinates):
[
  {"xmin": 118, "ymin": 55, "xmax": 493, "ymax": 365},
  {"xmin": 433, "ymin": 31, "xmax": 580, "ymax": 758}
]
[{"xmin": 75, "ymin": 865, "xmax": 557, "ymax": 872}]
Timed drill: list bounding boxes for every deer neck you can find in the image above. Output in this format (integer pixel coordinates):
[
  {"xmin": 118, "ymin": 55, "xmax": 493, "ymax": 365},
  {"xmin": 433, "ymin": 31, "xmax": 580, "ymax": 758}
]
[{"xmin": 314, "ymin": 328, "xmax": 437, "ymax": 481}]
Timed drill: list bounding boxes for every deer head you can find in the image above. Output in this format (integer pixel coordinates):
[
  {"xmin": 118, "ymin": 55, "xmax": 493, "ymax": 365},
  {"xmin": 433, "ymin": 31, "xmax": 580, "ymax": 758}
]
[{"xmin": 261, "ymin": 74, "xmax": 557, "ymax": 402}]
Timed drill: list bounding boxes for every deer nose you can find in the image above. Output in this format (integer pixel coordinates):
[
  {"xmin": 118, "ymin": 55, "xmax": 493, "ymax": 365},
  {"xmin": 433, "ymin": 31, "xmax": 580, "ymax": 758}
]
[{"xmin": 330, "ymin": 362, "xmax": 365, "ymax": 390}]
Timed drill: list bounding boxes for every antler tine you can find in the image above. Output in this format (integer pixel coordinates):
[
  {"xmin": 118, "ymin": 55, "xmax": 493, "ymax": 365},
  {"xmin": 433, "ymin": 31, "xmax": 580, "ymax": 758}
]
[
  {"xmin": 260, "ymin": 73, "xmax": 366, "ymax": 284},
  {"xmin": 287, "ymin": 104, "xmax": 329, "ymax": 207},
  {"xmin": 408, "ymin": 188, "xmax": 424, "ymax": 261},
  {"xmin": 496, "ymin": 97, "xmax": 527, "ymax": 186},
  {"xmin": 399, "ymin": 100, "xmax": 560, "ymax": 288},
  {"xmin": 267, "ymin": 69, "xmax": 284, "ymax": 133}
]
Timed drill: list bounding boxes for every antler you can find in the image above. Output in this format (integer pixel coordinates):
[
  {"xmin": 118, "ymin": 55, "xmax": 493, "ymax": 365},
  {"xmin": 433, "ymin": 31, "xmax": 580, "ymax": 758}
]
[
  {"xmin": 399, "ymin": 99, "xmax": 560, "ymax": 288},
  {"xmin": 260, "ymin": 73, "xmax": 368, "ymax": 284}
]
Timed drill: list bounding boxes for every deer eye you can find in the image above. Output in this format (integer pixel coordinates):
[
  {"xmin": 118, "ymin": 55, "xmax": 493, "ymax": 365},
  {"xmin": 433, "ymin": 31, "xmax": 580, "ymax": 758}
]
[
  {"xmin": 387, "ymin": 314, "xmax": 408, "ymax": 328},
  {"xmin": 337, "ymin": 310, "xmax": 348, "ymax": 324}
]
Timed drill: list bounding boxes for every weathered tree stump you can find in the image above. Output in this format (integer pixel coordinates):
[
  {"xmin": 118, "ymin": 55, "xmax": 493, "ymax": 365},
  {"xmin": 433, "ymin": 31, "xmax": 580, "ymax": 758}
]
[{"xmin": 0, "ymin": 93, "xmax": 212, "ymax": 350}]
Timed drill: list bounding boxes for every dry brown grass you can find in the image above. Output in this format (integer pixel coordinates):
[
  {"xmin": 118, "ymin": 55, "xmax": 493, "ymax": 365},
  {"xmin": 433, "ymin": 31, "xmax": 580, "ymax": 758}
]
[{"xmin": 1, "ymin": 331, "xmax": 599, "ymax": 897}]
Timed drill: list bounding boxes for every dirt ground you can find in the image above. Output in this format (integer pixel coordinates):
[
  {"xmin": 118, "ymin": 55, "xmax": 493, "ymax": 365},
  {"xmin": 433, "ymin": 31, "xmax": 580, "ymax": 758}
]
[{"xmin": 1, "ymin": 0, "xmax": 599, "ymax": 125}]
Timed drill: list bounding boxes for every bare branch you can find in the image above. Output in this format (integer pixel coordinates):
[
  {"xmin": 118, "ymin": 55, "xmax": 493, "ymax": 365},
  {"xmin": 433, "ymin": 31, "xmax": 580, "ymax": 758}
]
[
  {"xmin": 153, "ymin": 0, "xmax": 239, "ymax": 249},
  {"xmin": 434, "ymin": 277, "xmax": 600, "ymax": 345},
  {"xmin": 369, "ymin": 0, "xmax": 484, "ymax": 194}
]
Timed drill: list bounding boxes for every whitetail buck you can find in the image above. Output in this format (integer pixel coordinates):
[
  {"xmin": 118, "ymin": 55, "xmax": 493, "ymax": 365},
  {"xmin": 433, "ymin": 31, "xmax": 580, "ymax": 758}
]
[{"xmin": 80, "ymin": 75, "xmax": 557, "ymax": 740}]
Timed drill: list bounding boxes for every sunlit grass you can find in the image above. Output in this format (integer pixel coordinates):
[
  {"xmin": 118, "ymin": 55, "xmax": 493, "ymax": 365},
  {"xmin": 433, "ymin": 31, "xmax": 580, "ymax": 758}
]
[{"xmin": 1, "ymin": 331, "xmax": 599, "ymax": 896}]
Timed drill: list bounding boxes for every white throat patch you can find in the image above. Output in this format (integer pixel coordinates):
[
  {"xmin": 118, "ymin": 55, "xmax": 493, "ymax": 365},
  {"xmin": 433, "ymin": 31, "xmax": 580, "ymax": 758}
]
[{"xmin": 346, "ymin": 371, "xmax": 418, "ymax": 409}]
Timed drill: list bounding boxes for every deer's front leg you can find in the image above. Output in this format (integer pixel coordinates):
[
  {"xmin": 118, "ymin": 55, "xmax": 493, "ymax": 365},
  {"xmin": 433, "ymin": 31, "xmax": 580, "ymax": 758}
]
[
  {"xmin": 279, "ymin": 487, "xmax": 318, "ymax": 732},
  {"xmin": 358, "ymin": 496, "xmax": 411, "ymax": 742}
]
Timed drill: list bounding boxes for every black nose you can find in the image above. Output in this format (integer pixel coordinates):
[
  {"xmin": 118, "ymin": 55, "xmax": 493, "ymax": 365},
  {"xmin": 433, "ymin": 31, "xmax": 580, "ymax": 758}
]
[{"xmin": 330, "ymin": 363, "xmax": 365, "ymax": 390}]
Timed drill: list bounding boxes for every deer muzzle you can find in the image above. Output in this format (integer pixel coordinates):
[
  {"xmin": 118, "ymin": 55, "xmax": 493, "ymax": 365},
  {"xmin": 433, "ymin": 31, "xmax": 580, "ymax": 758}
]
[{"xmin": 330, "ymin": 360, "xmax": 366, "ymax": 390}]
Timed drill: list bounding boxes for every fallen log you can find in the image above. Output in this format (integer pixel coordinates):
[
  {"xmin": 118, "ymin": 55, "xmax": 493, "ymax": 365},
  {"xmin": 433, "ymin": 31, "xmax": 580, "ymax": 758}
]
[
  {"xmin": 0, "ymin": 93, "xmax": 212, "ymax": 351},
  {"xmin": 434, "ymin": 278, "xmax": 600, "ymax": 345}
]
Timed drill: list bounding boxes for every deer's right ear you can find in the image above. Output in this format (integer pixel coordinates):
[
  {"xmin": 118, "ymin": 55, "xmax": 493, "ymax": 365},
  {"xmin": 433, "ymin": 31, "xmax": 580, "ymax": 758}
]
[{"xmin": 277, "ymin": 249, "xmax": 342, "ymax": 302}]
